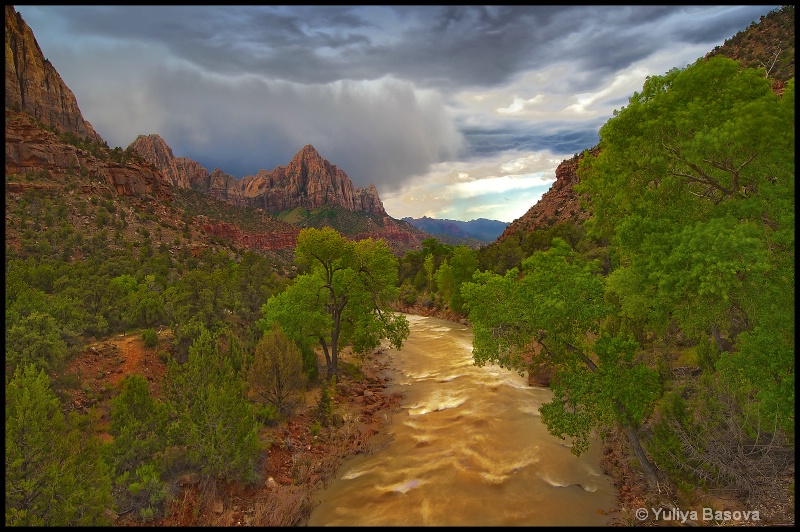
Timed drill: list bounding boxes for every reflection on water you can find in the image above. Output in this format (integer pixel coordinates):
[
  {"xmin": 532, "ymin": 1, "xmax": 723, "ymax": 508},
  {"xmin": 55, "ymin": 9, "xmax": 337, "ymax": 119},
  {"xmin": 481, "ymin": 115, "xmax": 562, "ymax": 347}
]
[{"xmin": 307, "ymin": 315, "xmax": 618, "ymax": 526}]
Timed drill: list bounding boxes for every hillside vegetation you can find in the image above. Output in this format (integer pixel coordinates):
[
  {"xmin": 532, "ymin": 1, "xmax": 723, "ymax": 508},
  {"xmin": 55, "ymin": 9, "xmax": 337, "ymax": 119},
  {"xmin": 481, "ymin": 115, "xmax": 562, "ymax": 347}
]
[{"xmin": 6, "ymin": 5, "xmax": 794, "ymax": 527}]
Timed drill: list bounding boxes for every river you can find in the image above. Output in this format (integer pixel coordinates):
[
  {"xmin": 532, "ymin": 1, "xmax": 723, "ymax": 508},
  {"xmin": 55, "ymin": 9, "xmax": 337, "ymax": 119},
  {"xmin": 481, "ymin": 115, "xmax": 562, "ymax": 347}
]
[{"xmin": 307, "ymin": 314, "xmax": 618, "ymax": 526}]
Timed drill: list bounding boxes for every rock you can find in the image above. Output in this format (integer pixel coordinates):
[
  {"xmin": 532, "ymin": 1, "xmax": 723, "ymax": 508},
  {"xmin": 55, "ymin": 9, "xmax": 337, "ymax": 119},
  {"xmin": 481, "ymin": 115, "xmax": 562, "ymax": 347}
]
[
  {"xmin": 5, "ymin": 6, "xmax": 103, "ymax": 144},
  {"xmin": 128, "ymin": 134, "xmax": 208, "ymax": 189},
  {"xmin": 498, "ymin": 146, "xmax": 599, "ymax": 240}
]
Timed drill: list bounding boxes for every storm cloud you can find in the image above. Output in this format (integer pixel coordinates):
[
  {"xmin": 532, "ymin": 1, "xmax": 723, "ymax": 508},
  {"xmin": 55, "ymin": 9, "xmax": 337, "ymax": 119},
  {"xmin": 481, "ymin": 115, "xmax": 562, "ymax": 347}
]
[{"xmin": 15, "ymin": 5, "xmax": 778, "ymax": 222}]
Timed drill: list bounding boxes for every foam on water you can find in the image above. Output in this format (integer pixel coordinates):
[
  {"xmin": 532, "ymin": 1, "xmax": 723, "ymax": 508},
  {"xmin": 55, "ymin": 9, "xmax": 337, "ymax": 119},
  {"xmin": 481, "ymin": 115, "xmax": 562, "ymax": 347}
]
[
  {"xmin": 341, "ymin": 468, "xmax": 370, "ymax": 480},
  {"xmin": 408, "ymin": 396, "xmax": 467, "ymax": 415},
  {"xmin": 438, "ymin": 373, "xmax": 465, "ymax": 382},
  {"xmin": 378, "ymin": 478, "xmax": 425, "ymax": 494}
]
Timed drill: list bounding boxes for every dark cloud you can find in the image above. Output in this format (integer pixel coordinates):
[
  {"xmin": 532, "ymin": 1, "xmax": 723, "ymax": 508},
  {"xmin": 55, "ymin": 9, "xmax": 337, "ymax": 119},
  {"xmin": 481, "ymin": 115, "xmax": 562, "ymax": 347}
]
[
  {"xmin": 462, "ymin": 127, "xmax": 601, "ymax": 158},
  {"xmin": 36, "ymin": 5, "xmax": 777, "ymax": 91},
  {"xmin": 14, "ymin": 4, "xmax": 780, "ymax": 221}
]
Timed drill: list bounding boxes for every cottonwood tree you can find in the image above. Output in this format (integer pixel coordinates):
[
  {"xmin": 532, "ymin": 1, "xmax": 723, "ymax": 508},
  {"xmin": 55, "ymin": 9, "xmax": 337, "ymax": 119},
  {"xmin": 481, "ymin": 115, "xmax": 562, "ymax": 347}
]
[
  {"xmin": 462, "ymin": 239, "xmax": 662, "ymax": 489},
  {"xmin": 577, "ymin": 58, "xmax": 795, "ymax": 435},
  {"xmin": 259, "ymin": 227, "xmax": 409, "ymax": 378}
]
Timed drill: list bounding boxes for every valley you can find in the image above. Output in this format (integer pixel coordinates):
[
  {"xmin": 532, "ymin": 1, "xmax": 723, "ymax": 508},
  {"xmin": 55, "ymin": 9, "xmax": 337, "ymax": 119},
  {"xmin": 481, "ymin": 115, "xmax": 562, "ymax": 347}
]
[{"xmin": 6, "ymin": 4, "xmax": 794, "ymax": 528}]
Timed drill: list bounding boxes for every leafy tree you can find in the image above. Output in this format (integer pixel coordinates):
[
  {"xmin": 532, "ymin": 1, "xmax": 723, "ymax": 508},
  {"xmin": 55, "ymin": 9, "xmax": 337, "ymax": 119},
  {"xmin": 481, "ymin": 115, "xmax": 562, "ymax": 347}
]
[
  {"xmin": 433, "ymin": 259, "xmax": 454, "ymax": 307},
  {"xmin": 6, "ymin": 312, "xmax": 68, "ymax": 375},
  {"xmin": 259, "ymin": 227, "xmax": 409, "ymax": 377},
  {"xmin": 233, "ymin": 250, "xmax": 284, "ymax": 323},
  {"xmin": 446, "ymin": 245, "xmax": 479, "ymax": 313},
  {"xmin": 165, "ymin": 267, "xmax": 233, "ymax": 358},
  {"xmin": 247, "ymin": 324, "xmax": 307, "ymax": 416},
  {"xmin": 462, "ymin": 239, "xmax": 662, "ymax": 488},
  {"xmin": 164, "ymin": 327, "xmax": 261, "ymax": 483},
  {"xmin": 6, "ymin": 365, "xmax": 113, "ymax": 526},
  {"xmin": 578, "ymin": 58, "xmax": 795, "ymax": 435},
  {"xmin": 423, "ymin": 253, "xmax": 436, "ymax": 293}
]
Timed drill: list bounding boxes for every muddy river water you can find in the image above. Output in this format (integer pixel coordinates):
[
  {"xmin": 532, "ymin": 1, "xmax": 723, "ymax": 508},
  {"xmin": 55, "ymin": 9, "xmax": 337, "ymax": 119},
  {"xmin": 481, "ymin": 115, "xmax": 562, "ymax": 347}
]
[{"xmin": 307, "ymin": 314, "xmax": 618, "ymax": 526}]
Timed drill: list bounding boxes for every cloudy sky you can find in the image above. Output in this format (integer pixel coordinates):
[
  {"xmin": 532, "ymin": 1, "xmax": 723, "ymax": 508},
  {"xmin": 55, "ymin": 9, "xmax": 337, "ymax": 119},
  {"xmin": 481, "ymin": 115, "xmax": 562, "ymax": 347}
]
[{"xmin": 16, "ymin": 5, "xmax": 778, "ymax": 223}]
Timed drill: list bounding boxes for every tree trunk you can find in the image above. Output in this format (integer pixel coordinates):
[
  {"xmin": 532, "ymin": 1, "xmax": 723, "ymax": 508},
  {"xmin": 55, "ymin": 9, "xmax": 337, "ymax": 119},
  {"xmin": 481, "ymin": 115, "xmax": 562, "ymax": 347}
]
[{"xmin": 623, "ymin": 422, "xmax": 661, "ymax": 491}]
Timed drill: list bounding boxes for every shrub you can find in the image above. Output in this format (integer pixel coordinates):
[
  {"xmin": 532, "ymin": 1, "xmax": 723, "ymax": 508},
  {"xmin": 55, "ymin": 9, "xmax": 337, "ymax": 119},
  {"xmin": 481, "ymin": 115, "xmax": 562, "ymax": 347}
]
[
  {"xmin": 247, "ymin": 325, "xmax": 307, "ymax": 416},
  {"xmin": 141, "ymin": 328, "xmax": 158, "ymax": 348}
]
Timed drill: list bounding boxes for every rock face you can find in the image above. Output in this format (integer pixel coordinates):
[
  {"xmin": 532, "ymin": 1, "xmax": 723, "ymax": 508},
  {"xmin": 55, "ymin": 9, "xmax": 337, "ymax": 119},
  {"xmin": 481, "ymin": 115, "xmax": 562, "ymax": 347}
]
[
  {"xmin": 5, "ymin": 109, "xmax": 171, "ymax": 200},
  {"xmin": 207, "ymin": 168, "xmax": 246, "ymax": 206},
  {"xmin": 128, "ymin": 134, "xmax": 208, "ymax": 190},
  {"xmin": 498, "ymin": 147, "xmax": 598, "ymax": 240},
  {"xmin": 133, "ymin": 136, "xmax": 390, "ymax": 217},
  {"xmin": 241, "ymin": 145, "xmax": 388, "ymax": 216},
  {"xmin": 200, "ymin": 220, "xmax": 299, "ymax": 251},
  {"xmin": 5, "ymin": 5, "xmax": 103, "ymax": 144}
]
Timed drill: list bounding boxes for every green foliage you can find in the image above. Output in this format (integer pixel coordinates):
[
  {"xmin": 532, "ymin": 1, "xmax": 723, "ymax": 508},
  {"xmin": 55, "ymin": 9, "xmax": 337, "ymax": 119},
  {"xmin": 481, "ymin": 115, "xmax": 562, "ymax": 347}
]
[
  {"xmin": 260, "ymin": 227, "xmax": 409, "ymax": 377},
  {"xmin": 6, "ymin": 365, "xmax": 113, "ymax": 526},
  {"xmin": 578, "ymin": 57, "xmax": 794, "ymax": 440},
  {"xmin": 164, "ymin": 327, "xmax": 261, "ymax": 483},
  {"xmin": 648, "ymin": 375, "xmax": 794, "ymax": 499},
  {"xmin": 247, "ymin": 324, "xmax": 308, "ymax": 416},
  {"xmin": 6, "ymin": 311, "xmax": 68, "ymax": 375},
  {"xmin": 463, "ymin": 239, "xmax": 660, "ymax": 456},
  {"xmin": 476, "ymin": 220, "xmax": 587, "ymax": 275},
  {"xmin": 316, "ymin": 376, "xmax": 337, "ymax": 426},
  {"xmin": 123, "ymin": 463, "xmax": 169, "ymax": 523},
  {"xmin": 109, "ymin": 375, "xmax": 168, "ymax": 475},
  {"xmin": 141, "ymin": 327, "xmax": 158, "ymax": 347},
  {"xmin": 253, "ymin": 402, "xmax": 280, "ymax": 425}
]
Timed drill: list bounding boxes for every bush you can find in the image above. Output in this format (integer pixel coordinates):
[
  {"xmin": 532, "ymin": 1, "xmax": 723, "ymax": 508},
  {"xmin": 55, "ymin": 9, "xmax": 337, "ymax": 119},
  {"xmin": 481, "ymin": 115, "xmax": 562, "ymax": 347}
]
[
  {"xmin": 141, "ymin": 328, "xmax": 158, "ymax": 348},
  {"xmin": 248, "ymin": 325, "xmax": 307, "ymax": 416},
  {"xmin": 253, "ymin": 403, "xmax": 280, "ymax": 425}
]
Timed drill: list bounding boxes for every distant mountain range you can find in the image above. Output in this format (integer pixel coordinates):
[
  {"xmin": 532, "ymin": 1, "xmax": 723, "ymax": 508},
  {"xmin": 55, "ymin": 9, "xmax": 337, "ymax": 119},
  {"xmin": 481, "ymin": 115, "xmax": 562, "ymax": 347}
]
[{"xmin": 401, "ymin": 216, "xmax": 509, "ymax": 243}]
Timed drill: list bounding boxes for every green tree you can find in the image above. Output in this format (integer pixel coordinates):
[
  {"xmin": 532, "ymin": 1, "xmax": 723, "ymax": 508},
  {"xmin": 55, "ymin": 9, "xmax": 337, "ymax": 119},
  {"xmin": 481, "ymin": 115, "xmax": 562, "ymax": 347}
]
[
  {"xmin": 6, "ymin": 365, "xmax": 113, "ymax": 526},
  {"xmin": 109, "ymin": 375, "xmax": 169, "ymax": 519},
  {"xmin": 423, "ymin": 253, "xmax": 436, "ymax": 293},
  {"xmin": 6, "ymin": 312, "xmax": 68, "ymax": 375},
  {"xmin": 109, "ymin": 375, "xmax": 168, "ymax": 474},
  {"xmin": 260, "ymin": 227, "xmax": 409, "ymax": 378},
  {"xmin": 164, "ymin": 327, "xmax": 261, "ymax": 483},
  {"xmin": 447, "ymin": 245, "xmax": 479, "ymax": 313},
  {"xmin": 247, "ymin": 324, "xmax": 307, "ymax": 416},
  {"xmin": 578, "ymin": 58, "xmax": 794, "ymax": 435},
  {"xmin": 462, "ymin": 239, "xmax": 662, "ymax": 488}
]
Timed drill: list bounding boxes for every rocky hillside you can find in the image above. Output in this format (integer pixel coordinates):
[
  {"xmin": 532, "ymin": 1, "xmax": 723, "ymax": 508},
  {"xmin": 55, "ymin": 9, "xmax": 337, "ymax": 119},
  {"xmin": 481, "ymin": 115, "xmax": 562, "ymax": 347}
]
[
  {"xmin": 498, "ymin": 5, "xmax": 794, "ymax": 243},
  {"xmin": 5, "ymin": 5, "xmax": 433, "ymax": 257},
  {"xmin": 497, "ymin": 147, "xmax": 597, "ymax": 241}
]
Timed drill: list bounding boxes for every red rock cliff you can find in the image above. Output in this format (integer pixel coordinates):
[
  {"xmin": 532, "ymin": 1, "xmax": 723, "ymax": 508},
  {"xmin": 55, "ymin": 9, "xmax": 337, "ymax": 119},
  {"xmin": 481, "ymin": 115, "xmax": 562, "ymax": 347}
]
[{"xmin": 5, "ymin": 5, "xmax": 103, "ymax": 144}]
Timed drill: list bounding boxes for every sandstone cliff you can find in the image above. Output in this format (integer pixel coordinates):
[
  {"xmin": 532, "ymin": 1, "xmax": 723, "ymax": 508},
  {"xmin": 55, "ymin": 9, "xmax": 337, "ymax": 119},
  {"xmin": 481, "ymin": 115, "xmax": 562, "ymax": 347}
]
[
  {"xmin": 241, "ymin": 144, "xmax": 388, "ymax": 217},
  {"xmin": 5, "ymin": 5, "xmax": 103, "ymax": 144},
  {"xmin": 5, "ymin": 109, "xmax": 171, "ymax": 200},
  {"xmin": 132, "ymin": 134, "xmax": 390, "ymax": 218},
  {"xmin": 498, "ymin": 146, "xmax": 598, "ymax": 240},
  {"xmin": 128, "ymin": 134, "xmax": 209, "ymax": 190}
]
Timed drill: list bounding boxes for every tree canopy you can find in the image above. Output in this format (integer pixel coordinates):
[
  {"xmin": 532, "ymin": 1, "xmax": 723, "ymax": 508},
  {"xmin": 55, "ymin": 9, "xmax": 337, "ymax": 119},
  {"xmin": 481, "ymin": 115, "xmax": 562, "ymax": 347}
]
[{"xmin": 259, "ymin": 227, "xmax": 409, "ymax": 377}]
